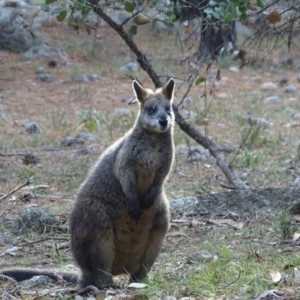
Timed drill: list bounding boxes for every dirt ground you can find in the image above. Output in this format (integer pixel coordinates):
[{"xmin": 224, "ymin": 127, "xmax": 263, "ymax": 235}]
[{"xmin": 1, "ymin": 16, "xmax": 300, "ymax": 300}]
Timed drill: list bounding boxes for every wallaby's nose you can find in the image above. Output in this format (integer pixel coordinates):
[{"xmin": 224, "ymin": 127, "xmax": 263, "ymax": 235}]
[{"xmin": 159, "ymin": 119, "xmax": 168, "ymax": 128}]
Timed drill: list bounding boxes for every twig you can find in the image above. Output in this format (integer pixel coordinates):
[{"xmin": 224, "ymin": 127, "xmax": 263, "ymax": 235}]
[
  {"xmin": 121, "ymin": 6, "xmax": 144, "ymax": 26},
  {"xmin": 88, "ymin": 2, "xmax": 248, "ymax": 190},
  {"xmin": 221, "ymin": 269, "xmax": 241, "ymax": 289},
  {"xmin": 0, "ymin": 274, "xmax": 18, "ymax": 284},
  {"xmin": 0, "ymin": 178, "xmax": 32, "ymax": 202},
  {"xmin": 229, "ymin": 123, "xmax": 253, "ymax": 168},
  {"xmin": 22, "ymin": 237, "xmax": 69, "ymax": 246},
  {"xmin": 0, "ymin": 152, "xmax": 28, "ymax": 157},
  {"xmin": 75, "ymin": 285, "xmax": 100, "ymax": 296},
  {"xmin": 0, "ymin": 78, "xmax": 13, "ymax": 81}
]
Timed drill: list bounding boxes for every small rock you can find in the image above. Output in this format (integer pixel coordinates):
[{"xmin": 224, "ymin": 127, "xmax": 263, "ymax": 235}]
[
  {"xmin": 0, "ymin": 93, "xmax": 6, "ymax": 99},
  {"xmin": 177, "ymin": 145, "xmax": 210, "ymax": 162},
  {"xmin": 37, "ymin": 73, "xmax": 55, "ymax": 82},
  {"xmin": 71, "ymin": 74, "xmax": 90, "ymax": 83},
  {"xmin": 178, "ymin": 109, "xmax": 198, "ymax": 121},
  {"xmin": 250, "ymin": 76, "xmax": 262, "ymax": 83},
  {"xmin": 35, "ymin": 66, "xmax": 45, "ymax": 75},
  {"xmin": 118, "ymin": 62, "xmax": 139, "ymax": 75},
  {"xmin": 284, "ymin": 85, "xmax": 296, "ymax": 94},
  {"xmin": 22, "ymin": 275, "xmax": 51, "ymax": 289},
  {"xmin": 246, "ymin": 91, "xmax": 261, "ymax": 99},
  {"xmin": 24, "ymin": 122, "xmax": 40, "ymax": 134},
  {"xmin": 87, "ymin": 74, "xmax": 104, "ymax": 81},
  {"xmin": 182, "ymin": 96, "xmax": 194, "ymax": 105},
  {"xmin": 293, "ymin": 177, "xmax": 300, "ymax": 187},
  {"xmin": 170, "ymin": 196, "xmax": 199, "ymax": 218},
  {"xmin": 187, "ymin": 250, "xmax": 215, "ymax": 263},
  {"xmin": 279, "ymin": 76, "xmax": 289, "ymax": 86},
  {"xmin": 76, "ymin": 133, "xmax": 98, "ymax": 141},
  {"xmin": 244, "ymin": 115, "xmax": 271, "ymax": 128},
  {"xmin": 0, "ymin": 104, "xmax": 4, "ymax": 113},
  {"xmin": 264, "ymin": 95, "xmax": 281, "ymax": 104},
  {"xmin": 165, "ymin": 72, "xmax": 175, "ymax": 82},
  {"xmin": 229, "ymin": 66, "xmax": 239, "ymax": 72},
  {"xmin": 290, "ymin": 112, "xmax": 300, "ymax": 119},
  {"xmin": 21, "ymin": 45, "xmax": 67, "ymax": 65},
  {"xmin": 187, "ymin": 145, "xmax": 210, "ymax": 162},
  {"xmin": 61, "ymin": 135, "xmax": 85, "ymax": 147},
  {"xmin": 12, "ymin": 207, "xmax": 58, "ymax": 234},
  {"xmin": 261, "ymin": 82, "xmax": 277, "ymax": 91}
]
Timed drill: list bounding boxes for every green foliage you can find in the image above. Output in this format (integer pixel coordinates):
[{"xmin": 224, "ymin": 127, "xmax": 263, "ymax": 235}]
[
  {"xmin": 128, "ymin": 24, "xmax": 138, "ymax": 39},
  {"xmin": 195, "ymin": 76, "xmax": 206, "ymax": 86},
  {"xmin": 57, "ymin": 10, "xmax": 67, "ymax": 22},
  {"xmin": 275, "ymin": 211, "xmax": 298, "ymax": 240},
  {"xmin": 124, "ymin": 1, "xmax": 136, "ymax": 13},
  {"xmin": 242, "ymin": 148, "xmax": 259, "ymax": 167},
  {"xmin": 41, "ymin": 0, "xmax": 266, "ymax": 40},
  {"xmin": 42, "ymin": 0, "xmax": 92, "ymax": 22},
  {"xmin": 76, "ymin": 109, "xmax": 101, "ymax": 133}
]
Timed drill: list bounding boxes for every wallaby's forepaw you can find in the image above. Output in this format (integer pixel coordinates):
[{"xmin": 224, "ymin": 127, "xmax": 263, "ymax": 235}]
[
  {"xmin": 128, "ymin": 204, "xmax": 142, "ymax": 220},
  {"xmin": 141, "ymin": 195, "xmax": 155, "ymax": 209}
]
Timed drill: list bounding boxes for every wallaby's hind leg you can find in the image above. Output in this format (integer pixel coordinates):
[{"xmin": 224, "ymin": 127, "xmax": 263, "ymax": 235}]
[
  {"xmin": 71, "ymin": 215, "xmax": 115, "ymax": 289},
  {"xmin": 74, "ymin": 236, "xmax": 115, "ymax": 289},
  {"xmin": 130, "ymin": 206, "xmax": 169, "ymax": 282}
]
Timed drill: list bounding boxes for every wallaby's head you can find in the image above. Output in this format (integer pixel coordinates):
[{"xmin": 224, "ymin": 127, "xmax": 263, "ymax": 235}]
[{"xmin": 132, "ymin": 79, "xmax": 175, "ymax": 133}]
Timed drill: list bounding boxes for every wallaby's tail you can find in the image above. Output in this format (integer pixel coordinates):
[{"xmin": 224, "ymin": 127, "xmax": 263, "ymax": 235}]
[{"xmin": 1, "ymin": 269, "xmax": 78, "ymax": 284}]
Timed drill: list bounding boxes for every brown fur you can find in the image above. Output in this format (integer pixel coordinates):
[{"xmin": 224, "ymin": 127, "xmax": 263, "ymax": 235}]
[
  {"xmin": 0, "ymin": 79, "xmax": 175, "ymax": 289},
  {"xmin": 70, "ymin": 79, "xmax": 175, "ymax": 289}
]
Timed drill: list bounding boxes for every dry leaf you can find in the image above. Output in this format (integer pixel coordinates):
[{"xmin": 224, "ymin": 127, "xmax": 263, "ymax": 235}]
[
  {"xmin": 134, "ymin": 15, "xmax": 151, "ymax": 25},
  {"xmin": 238, "ymin": 49, "xmax": 247, "ymax": 60},
  {"xmin": 267, "ymin": 11, "xmax": 281, "ymax": 24},
  {"xmin": 293, "ymin": 232, "xmax": 300, "ymax": 241},
  {"xmin": 255, "ymin": 290, "xmax": 284, "ymax": 299},
  {"xmin": 270, "ymin": 270, "xmax": 282, "ymax": 283},
  {"xmin": 216, "ymin": 69, "xmax": 221, "ymax": 81},
  {"xmin": 128, "ymin": 282, "xmax": 148, "ymax": 289},
  {"xmin": 239, "ymin": 60, "xmax": 248, "ymax": 69},
  {"xmin": 294, "ymin": 267, "xmax": 300, "ymax": 284},
  {"xmin": 184, "ymin": 26, "xmax": 190, "ymax": 35},
  {"xmin": 96, "ymin": 292, "xmax": 106, "ymax": 300},
  {"xmin": 249, "ymin": 251, "xmax": 264, "ymax": 263},
  {"xmin": 190, "ymin": 219, "xmax": 201, "ymax": 228},
  {"xmin": 208, "ymin": 218, "xmax": 244, "ymax": 229},
  {"xmin": 167, "ymin": 231, "xmax": 188, "ymax": 237},
  {"xmin": 206, "ymin": 62, "xmax": 212, "ymax": 72}
]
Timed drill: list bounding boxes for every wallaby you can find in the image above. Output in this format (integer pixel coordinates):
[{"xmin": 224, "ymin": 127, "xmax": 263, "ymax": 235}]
[{"xmin": 1, "ymin": 79, "xmax": 175, "ymax": 290}]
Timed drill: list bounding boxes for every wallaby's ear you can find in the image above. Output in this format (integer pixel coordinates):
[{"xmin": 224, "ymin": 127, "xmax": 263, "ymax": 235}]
[
  {"xmin": 132, "ymin": 80, "xmax": 148, "ymax": 103},
  {"xmin": 161, "ymin": 78, "xmax": 175, "ymax": 101}
]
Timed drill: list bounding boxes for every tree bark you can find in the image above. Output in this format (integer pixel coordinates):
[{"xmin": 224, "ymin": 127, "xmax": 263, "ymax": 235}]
[{"xmin": 89, "ymin": 1, "xmax": 248, "ymax": 190}]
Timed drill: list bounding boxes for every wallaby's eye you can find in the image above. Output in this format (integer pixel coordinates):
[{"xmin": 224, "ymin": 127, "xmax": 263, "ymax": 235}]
[
  {"xmin": 148, "ymin": 106, "xmax": 157, "ymax": 115},
  {"xmin": 166, "ymin": 106, "xmax": 171, "ymax": 115}
]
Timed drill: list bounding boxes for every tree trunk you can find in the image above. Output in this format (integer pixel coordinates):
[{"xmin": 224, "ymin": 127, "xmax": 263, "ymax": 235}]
[{"xmin": 198, "ymin": 18, "xmax": 237, "ymax": 60}]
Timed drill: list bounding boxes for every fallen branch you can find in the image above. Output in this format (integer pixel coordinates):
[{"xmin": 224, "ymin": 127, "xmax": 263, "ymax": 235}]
[
  {"xmin": 0, "ymin": 178, "xmax": 32, "ymax": 202},
  {"xmin": 88, "ymin": 2, "xmax": 248, "ymax": 190},
  {"xmin": 22, "ymin": 237, "xmax": 69, "ymax": 246}
]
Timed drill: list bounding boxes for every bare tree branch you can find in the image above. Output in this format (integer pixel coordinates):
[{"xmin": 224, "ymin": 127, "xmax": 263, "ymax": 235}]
[
  {"xmin": 0, "ymin": 178, "xmax": 32, "ymax": 202},
  {"xmin": 89, "ymin": 2, "xmax": 248, "ymax": 190}
]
